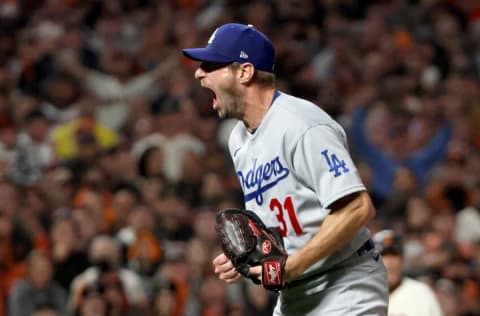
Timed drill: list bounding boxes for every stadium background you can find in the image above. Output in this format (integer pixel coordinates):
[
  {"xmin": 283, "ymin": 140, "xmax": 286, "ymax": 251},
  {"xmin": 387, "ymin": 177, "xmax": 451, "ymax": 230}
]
[{"xmin": 0, "ymin": 0, "xmax": 480, "ymax": 315}]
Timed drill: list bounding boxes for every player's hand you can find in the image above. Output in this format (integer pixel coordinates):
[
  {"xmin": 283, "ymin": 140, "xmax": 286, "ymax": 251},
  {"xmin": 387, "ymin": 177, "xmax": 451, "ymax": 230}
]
[
  {"xmin": 212, "ymin": 253, "xmax": 243, "ymax": 283},
  {"xmin": 248, "ymin": 266, "xmax": 262, "ymax": 282}
]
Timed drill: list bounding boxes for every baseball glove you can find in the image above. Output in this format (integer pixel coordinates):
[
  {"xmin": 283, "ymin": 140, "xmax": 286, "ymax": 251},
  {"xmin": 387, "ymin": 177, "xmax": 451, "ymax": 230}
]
[{"xmin": 215, "ymin": 208, "xmax": 288, "ymax": 292}]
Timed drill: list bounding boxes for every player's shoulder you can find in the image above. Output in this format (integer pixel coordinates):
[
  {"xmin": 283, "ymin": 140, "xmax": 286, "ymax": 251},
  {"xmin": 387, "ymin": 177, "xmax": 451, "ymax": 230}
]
[
  {"xmin": 274, "ymin": 92, "xmax": 335, "ymax": 128},
  {"xmin": 273, "ymin": 92, "xmax": 347, "ymax": 142}
]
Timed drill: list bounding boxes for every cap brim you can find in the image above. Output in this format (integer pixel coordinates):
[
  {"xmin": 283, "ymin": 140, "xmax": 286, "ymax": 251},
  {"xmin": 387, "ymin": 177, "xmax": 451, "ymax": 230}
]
[{"xmin": 182, "ymin": 48, "xmax": 233, "ymax": 63}]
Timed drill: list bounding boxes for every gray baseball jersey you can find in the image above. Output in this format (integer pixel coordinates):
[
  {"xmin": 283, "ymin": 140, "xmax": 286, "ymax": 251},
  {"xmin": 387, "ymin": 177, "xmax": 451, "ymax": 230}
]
[
  {"xmin": 228, "ymin": 91, "xmax": 370, "ymax": 276},
  {"xmin": 228, "ymin": 91, "xmax": 388, "ymax": 315}
]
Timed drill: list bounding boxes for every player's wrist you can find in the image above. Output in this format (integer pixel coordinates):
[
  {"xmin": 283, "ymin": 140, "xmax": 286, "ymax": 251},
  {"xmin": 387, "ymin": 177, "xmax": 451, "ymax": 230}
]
[{"xmin": 284, "ymin": 255, "xmax": 302, "ymax": 282}]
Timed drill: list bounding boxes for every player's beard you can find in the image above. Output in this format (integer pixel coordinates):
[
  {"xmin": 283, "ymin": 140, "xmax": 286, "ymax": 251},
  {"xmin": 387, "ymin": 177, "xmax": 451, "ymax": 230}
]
[{"xmin": 215, "ymin": 80, "xmax": 245, "ymax": 120}]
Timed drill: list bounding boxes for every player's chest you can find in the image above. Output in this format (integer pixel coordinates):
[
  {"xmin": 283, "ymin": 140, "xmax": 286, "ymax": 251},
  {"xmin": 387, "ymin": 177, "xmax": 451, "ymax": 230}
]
[{"xmin": 232, "ymin": 136, "xmax": 294, "ymax": 205}]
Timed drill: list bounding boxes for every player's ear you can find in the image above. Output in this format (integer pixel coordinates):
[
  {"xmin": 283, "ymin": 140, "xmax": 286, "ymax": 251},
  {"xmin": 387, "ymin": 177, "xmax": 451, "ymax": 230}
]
[{"xmin": 238, "ymin": 63, "xmax": 255, "ymax": 84}]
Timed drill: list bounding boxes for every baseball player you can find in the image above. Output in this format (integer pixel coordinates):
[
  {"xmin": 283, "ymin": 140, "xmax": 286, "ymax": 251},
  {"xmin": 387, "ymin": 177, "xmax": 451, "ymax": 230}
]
[{"xmin": 183, "ymin": 23, "xmax": 388, "ymax": 315}]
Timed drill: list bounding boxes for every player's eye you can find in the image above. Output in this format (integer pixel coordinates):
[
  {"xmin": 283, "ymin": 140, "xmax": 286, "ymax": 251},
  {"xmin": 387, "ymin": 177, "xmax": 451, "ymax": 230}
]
[{"xmin": 200, "ymin": 61, "xmax": 232, "ymax": 73}]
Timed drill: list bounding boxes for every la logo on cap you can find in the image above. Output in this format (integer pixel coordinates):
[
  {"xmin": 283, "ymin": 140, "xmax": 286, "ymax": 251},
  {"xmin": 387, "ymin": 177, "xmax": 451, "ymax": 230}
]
[{"xmin": 208, "ymin": 28, "xmax": 219, "ymax": 44}]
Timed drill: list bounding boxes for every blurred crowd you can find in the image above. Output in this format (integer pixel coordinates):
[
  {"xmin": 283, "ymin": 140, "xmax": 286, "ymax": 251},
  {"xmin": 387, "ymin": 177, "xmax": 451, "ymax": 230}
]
[{"xmin": 0, "ymin": 0, "xmax": 479, "ymax": 315}]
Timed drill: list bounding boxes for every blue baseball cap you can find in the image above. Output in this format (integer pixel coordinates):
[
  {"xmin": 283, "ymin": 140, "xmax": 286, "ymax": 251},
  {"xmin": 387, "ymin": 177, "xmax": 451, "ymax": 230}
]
[{"xmin": 183, "ymin": 23, "xmax": 275, "ymax": 72}]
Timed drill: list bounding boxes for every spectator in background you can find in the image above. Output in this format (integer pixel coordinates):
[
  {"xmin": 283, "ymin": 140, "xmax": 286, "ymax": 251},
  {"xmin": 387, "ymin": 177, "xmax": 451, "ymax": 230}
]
[
  {"xmin": 7, "ymin": 109, "xmax": 54, "ymax": 186},
  {"xmin": 110, "ymin": 183, "xmax": 142, "ymax": 234},
  {"xmin": 69, "ymin": 235, "xmax": 147, "ymax": 313},
  {"xmin": 8, "ymin": 250, "xmax": 67, "ymax": 316},
  {"xmin": 1, "ymin": 1, "xmax": 480, "ymax": 316},
  {"xmin": 96, "ymin": 269, "xmax": 131, "ymax": 316},
  {"xmin": 455, "ymin": 181, "xmax": 480, "ymax": 244},
  {"xmin": 56, "ymin": 43, "xmax": 179, "ymax": 131},
  {"xmin": 377, "ymin": 166, "xmax": 419, "ymax": 226},
  {"xmin": 71, "ymin": 206, "xmax": 102, "ymax": 249},
  {"xmin": 72, "ymin": 167, "xmax": 116, "ymax": 234},
  {"xmin": 149, "ymin": 278, "xmax": 178, "ymax": 316},
  {"xmin": 136, "ymin": 144, "xmax": 165, "ymax": 180},
  {"xmin": 197, "ymin": 276, "xmax": 231, "ymax": 316},
  {"xmin": 38, "ymin": 166, "xmax": 75, "ymax": 212},
  {"xmin": 349, "ymin": 101, "xmax": 452, "ymax": 204},
  {"xmin": 74, "ymin": 282, "xmax": 108, "ymax": 316},
  {"xmin": 49, "ymin": 214, "xmax": 89, "ymax": 292},
  {"xmin": 51, "ymin": 95, "xmax": 118, "ymax": 162},
  {"xmin": 131, "ymin": 104, "xmax": 206, "ymax": 186},
  {"xmin": 373, "ymin": 229, "xmax": 443, "ymax": 316},
  {"xmin": 227, "ymin": 280, "xmax": 276, "ymax": 316}
]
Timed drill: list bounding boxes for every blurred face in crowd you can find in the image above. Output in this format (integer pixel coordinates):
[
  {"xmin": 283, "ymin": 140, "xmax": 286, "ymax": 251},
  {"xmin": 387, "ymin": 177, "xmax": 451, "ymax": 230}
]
[
  {"xmin": 76, "ymin": 136, "xmax": 99, "ymax": 162},
  {"xmin": 181, "ymin": 151, "xmax": 204, "ymax": 184},
  {"xmin": 154, "ymin": 287, "xmax": 176, "ymax": 316},
  {"xmin": 113, "ymin": 189, "xmax": 138, "ymax": 223},
  {"xmin": 0, "ymin": 126, "xmax": 16, "ymax": 150},
  {"xmin": 63, "ymin": 26, "xmax": 84, "ymax": 50},
  {"xmin": 193, "ymin": 211, "xmax": 217, "ymax": 243},
  {"xmin": 194, "ymin": 62, "xmax": 244, "ymax": 119},
  {"xmin": 142, "ymin": 147, "xmax": 164, "ymax": 178},
  {"xmin": 79, "ymin": 293, "xmax": 107, "ymax": 316},
  {"xmin": 45, "ymin": 77, "xmax": 79, "ymax": 108},
  {"xmin": 72, "ymin": 208, "xmax": 100, "ymax": 246},
  {"xmin": 90, "ymin": 237, "xmax": 119, "ymax": 270},
  {"xmin": 50, "ymin": 218, "xmax": 76, "ymax": 254},
  {"xmin": 128, "ymin": 205, "xmax": 155, "ymax": 232},
  {"xmin": 406, "ymin": 196, "xmax": 432, "ymax": 230},
  {"xmin": 200, "ymin": 172, "xmax": 226, "ymax": 205},
  {"xmin": 382, "ymin": 253, "xmax": 403, "ymax": 291},
  {"xmin": 28, "ymin": 252, "xmax": 53, "ymax": 288},
  {"xmin": 186, "ymin": 238, "xmax": 209, "ymax": 276},
  {"xmin": 100, "ymin": 49, "xmax": 133, "ymax": 79},
  {"xmin": 199, "ymin": 276, "xmax": 227, "ymax": 314},
  {"xmin": 27, "ymin": 117, "xmax": 50, "ymax": 142}
]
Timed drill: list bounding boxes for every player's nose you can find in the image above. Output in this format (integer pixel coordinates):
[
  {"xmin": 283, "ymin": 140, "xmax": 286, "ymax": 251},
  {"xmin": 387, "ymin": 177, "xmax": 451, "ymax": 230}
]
[{"xmin": 195, "ymin": 67, "xmax": 206, "ymax": 80}]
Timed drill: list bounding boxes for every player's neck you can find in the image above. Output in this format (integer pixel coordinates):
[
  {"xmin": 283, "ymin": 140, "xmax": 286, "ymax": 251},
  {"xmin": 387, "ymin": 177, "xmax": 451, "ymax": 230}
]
[{"xmin": 242, "ymin": 86, "xmax": 276, "ymax": 133}]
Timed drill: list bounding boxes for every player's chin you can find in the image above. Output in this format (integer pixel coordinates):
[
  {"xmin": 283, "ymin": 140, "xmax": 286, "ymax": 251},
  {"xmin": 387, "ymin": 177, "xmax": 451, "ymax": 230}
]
[
  {"xmin": 217, "ymin": 106, "xmax": 237, "ymax": 120},
  {"xmin": 216, "ymin": 107, "xmax": 229, "ymax": 119},
  {"xmin": 217, "ymin": 110, "xmax": 227, "ymax": 119}
]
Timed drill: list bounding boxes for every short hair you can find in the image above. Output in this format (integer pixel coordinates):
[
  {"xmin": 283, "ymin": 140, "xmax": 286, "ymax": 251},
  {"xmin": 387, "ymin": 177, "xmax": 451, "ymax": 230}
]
[{"xmin": 229, "ymin": 62, "xmax": 275, "ymax": 87}]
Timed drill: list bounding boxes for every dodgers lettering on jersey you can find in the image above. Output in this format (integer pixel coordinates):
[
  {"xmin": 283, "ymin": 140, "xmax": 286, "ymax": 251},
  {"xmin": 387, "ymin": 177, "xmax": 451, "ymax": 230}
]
[
  {"xmin": 228, "ymin": 91, "xmax": 371, "ymax": 276},
  {"xmin": 237, "ymin": 156, "xmax": 290, "ymax": 205}
]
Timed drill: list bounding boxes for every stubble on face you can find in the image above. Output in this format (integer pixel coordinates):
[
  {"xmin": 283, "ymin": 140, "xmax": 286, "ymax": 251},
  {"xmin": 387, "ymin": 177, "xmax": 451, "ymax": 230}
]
[{"xmin": 215, "ymin": 73, "xmax": 245, "ymax": 120}]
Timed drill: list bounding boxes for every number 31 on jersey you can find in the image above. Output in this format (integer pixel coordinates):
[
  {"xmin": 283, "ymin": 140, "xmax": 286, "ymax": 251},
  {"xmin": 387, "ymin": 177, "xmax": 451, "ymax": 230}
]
[{"xmin": 269, "ymin": 196, "xmax": 303, "ymax": 237}]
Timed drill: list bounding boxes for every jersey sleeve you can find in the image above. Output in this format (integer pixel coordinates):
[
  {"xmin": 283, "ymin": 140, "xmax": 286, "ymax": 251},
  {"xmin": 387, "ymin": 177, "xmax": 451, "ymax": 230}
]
[{"xmin": 292, "ymin": 123, "xmax": 366, "ymax": 209}]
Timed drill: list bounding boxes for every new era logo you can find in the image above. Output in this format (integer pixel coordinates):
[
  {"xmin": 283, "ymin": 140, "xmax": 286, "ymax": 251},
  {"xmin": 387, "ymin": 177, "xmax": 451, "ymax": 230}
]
[{"xmin": 240, "ymin": 51, "xmax": 248, "ymax": 58}]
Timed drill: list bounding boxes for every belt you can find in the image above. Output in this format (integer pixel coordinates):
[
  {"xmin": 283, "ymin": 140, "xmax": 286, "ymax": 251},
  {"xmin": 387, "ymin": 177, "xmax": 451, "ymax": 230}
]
[{"xmin": 285, "ymin": 239, "xmax": 374, "ymax": 289}]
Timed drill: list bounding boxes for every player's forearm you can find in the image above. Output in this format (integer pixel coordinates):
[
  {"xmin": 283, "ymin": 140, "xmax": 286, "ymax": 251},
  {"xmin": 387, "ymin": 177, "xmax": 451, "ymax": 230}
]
[{"xmin": 284, "ymin": 191, "xmax": 375, "ymax": 281}]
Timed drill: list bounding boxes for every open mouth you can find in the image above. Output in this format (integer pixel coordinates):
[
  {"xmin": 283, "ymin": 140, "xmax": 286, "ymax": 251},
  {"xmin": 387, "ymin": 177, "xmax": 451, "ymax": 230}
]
[{"xmin": 207, "ymin": 87, "xmax": 218, "ymax": 110}]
